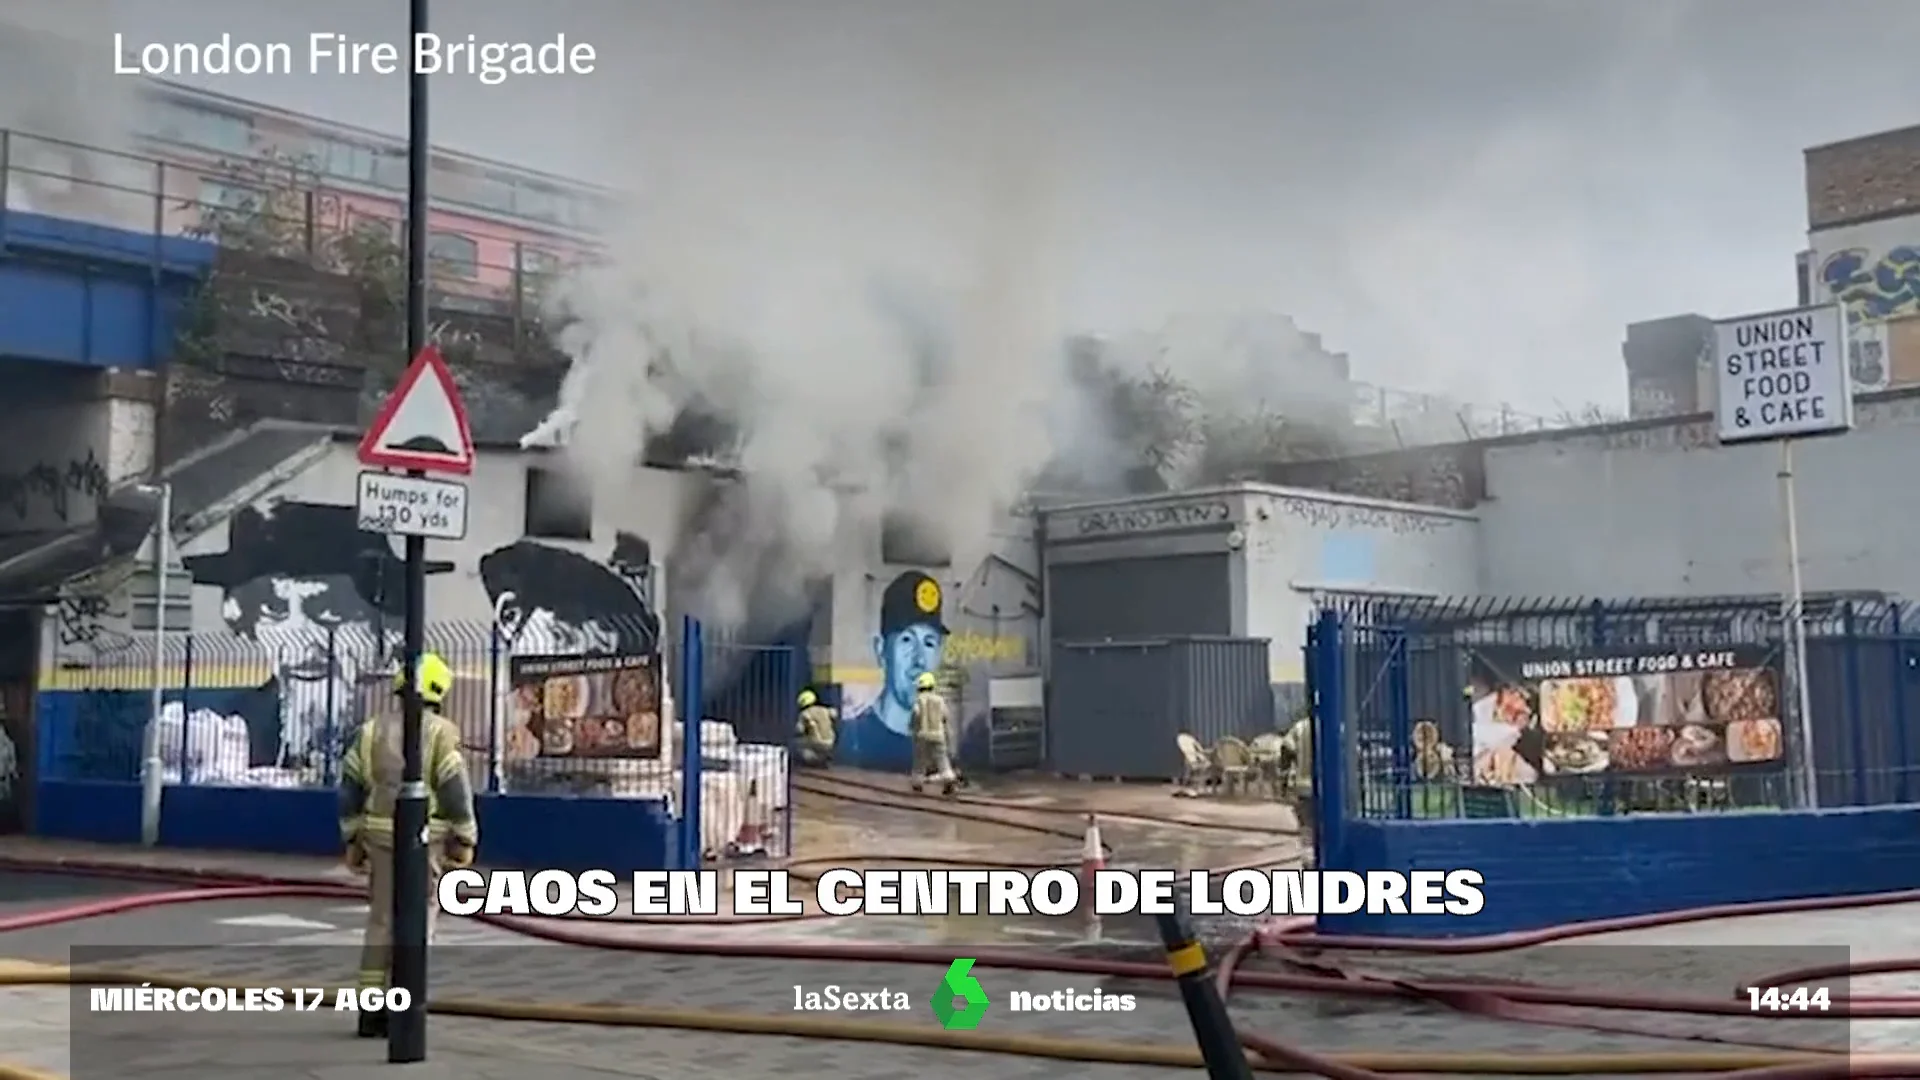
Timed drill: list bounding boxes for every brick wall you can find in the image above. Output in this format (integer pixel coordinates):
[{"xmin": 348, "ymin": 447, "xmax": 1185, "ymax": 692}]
[{"xmin": 1806, "ymin": 124, "xmax": 1920, "ymax": 229}]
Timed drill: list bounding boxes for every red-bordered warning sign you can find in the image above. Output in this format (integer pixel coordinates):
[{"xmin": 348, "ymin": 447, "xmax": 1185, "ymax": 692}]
[{"xmin": 357, "ymin": 346, "xmax": 475, "ymax": 475}]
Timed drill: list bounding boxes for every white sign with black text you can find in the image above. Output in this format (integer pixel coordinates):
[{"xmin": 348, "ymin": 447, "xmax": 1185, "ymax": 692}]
[
  {"xmin": 1714, "ymin": 304, "xmax": 1851, "ymax": 444},
  {"xmin": 355, "ymin": 471, "xmax": 469, "ymax": 541}
]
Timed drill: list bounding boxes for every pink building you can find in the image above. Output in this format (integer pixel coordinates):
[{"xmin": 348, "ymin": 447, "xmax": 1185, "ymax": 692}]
[{"xmin": 135, "ymin": 79, "xmax": 610, "ymax": 311}]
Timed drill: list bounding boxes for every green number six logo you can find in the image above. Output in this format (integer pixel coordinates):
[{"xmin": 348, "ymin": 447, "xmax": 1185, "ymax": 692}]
[{"xmin": 930, "ymin": 958, "xmax": 990, "ymax": 1030}]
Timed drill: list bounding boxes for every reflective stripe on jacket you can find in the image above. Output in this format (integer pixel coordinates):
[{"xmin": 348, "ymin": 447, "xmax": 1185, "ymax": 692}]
[{"xmin": 338, "ymin": 708, "xmax": 478, "ymax": 846}]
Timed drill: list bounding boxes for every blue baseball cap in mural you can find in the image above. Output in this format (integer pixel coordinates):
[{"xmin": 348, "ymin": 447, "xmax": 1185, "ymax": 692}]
[{"xmin": 879, "ymin": 570, "xmax": 948, "ymax": 636}]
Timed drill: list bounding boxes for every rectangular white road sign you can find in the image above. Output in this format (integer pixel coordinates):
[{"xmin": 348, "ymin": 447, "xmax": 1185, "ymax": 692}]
[
  {"xmin": 1714, "ymin": 303, "xmax": 1852, "ymax": 444},
  {"xmin": 356, "ymin": 471, "xmax": 468, "ymax": 541}
]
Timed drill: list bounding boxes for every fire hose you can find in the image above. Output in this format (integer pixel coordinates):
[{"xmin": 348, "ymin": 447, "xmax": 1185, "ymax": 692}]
[{"xmin": 2, "ymin": 863, "xmax": 1919, "ymax": 1078}]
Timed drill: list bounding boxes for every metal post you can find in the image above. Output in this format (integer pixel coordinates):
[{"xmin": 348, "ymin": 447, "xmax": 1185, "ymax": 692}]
[
  {"xmin": 1780, "ymin": 438, "xmax": 1817, "ymax": 808},
  {"xmin": 139, "ymin": 482, "xmax": 172, "ymax": 846},
  {"xmin": 1154, "ymin": 885, "xmax": 1254, "ymax": 1080},
  {"xmin": 389, "ymin": 0, "xmax": 432, "ymax": 1061},
  {"xmin": 680, "ymin": 615, "xmax": 704, "ymax": 868},
  {"xmin": 1892, "ymin": 606, "xmax": 1913, "ymax": 804}
]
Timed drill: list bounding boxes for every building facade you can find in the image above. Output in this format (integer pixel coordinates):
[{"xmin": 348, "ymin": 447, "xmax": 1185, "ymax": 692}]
[
  {"xmin": 136, "ymin": 79, "xmax": 613, "ymax": 311},
  {"xmin": 1803, "ymin": 124, "xmax": 1920, "ymax": 395}
]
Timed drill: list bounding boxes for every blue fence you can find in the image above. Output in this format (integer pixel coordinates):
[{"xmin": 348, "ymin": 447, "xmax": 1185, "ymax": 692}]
[
  {"xmin": 34, "ymin": 614, "xmax": 805, "ymax": 870},
  {"xmin": 1305, "ymin": 594, "xmax": 1920, "ymax": 936}
]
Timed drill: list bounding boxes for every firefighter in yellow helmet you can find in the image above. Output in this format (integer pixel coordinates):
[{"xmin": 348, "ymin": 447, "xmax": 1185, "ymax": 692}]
[
  {"xmin": 338, "ymin": 652, "xmax": 478, "ymax": 1038},
  {"xmin": 795, "ymin": 688, "xmax": 836, "ymax": 768},
  {"xmin": 909, "ymin": 670, "xmax": 958, "ymax": 796}
]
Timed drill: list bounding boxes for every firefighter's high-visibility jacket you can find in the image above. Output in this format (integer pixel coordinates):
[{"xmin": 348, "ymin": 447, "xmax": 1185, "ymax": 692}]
[
  {"xmin": 338, "ymin": 708, "xmax": 478, "ymax": 847},
  {"xmin": 797, "ymin": 703, "xmax": 836, "ymax": 748},
  {"xmin": 1281, "ymin": 718, "xmax": 1313, "ymax": 794},
  {"xmin": 910, "ymin": 688, "xmax": 950, "ymax": 742}
]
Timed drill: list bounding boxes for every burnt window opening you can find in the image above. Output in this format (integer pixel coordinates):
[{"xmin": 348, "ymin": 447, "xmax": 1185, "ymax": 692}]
[
  {"xmin": 881, "ymin": 512, "xmax": 951, "ymax": 567},
  {"xmin": 525, "ymin": 466, "xmax": 593, "ymax": 540}
]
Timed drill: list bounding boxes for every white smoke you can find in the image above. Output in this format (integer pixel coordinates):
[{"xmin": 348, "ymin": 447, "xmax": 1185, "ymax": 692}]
[
  {"xmin": 526, "ymin": 15, "xmax": 1079, "ymax": 631},
  {"xmin": 0, "ymin": 2, "xmax": 148, "ymax": 227}
]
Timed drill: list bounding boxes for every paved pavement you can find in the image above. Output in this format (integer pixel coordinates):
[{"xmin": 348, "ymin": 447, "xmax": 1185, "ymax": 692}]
[{"xmin": 6, "ymin": 868, "xmax": 1919, "ymax": 1078}]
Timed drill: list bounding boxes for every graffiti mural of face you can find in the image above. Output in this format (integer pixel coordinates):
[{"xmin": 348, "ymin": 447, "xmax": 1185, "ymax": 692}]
[
  {"xmin": 862, "ymin": 571, "xmax": 951, "ymax": 737},
  {"xmin": 184, "ymin": 502, "xmax": 410, "ymax": 770},
  {"xmin": 480, "ymin": 538, "xmax": 661, "ymax": 660},
  {"xmin": 494, "ymin": 591, "xmax": 623, "ymax": 657},
  {"xmin": 878, "ymin": 622, "xmax": 945, "ymax": 714},
  {"xmin": 222, "ymin": 574, "xmax": 383, "ymax": 687}
]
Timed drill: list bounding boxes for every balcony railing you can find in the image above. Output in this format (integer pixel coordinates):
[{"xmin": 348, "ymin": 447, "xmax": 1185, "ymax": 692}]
[{"xmin": 0, "ymin": 127, "xmax": 558, "ymax": 324}]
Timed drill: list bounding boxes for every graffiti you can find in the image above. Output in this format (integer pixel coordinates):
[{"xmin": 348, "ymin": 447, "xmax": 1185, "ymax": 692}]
[
  {"xmin": 838, "ymin": 569, "xmax": 949, "ymax": 772},
  {"xmin": 1270, "ymin": 495, "xmax": 1454, "ymax": 536},
  {"xmin": 0, "ymin": 452, "xmax": 109, "ymax": 523},
  {"xmin": 1820, "ymin": 245, "xmax": 1918, "ymax": 389},
  {"xmin": 838, "ymin": 553, "xmax": 1041, "ymax": 772},
  {"xmin": 247, "ymin": 290, "xmax": 307, "ymax": 328},
  {"xmin": 1822, "ymin": 245, "xmax": 1920, "ymax": 323},
  {"xmin": 54, "ymin": 592, "xmax": 132, "ymax": 655},
  {"xmin": 1628, "ymin": 378, "xmax": 1682, "ymax": 420},
  {"xmin": 428, "ymin": 319, "xmax": 483, "ymax": 351},
  {"xmin": 945, "ymin": 630, "xmax": 1026, "ymax": 665},
  {"xmin": 480, "ymin": 533, "xmax": 662, "ymax": 764},
  {"xmin": 479, "ymin": 533, "xmax": 660, "ymax": 657},
  {"xmin": 182, "ymin": 501, "xmax": 413, "ymax": 775},
  {"xmin": 1071, "ymin": 500, "xmax": 1231, "ymax": 537}
]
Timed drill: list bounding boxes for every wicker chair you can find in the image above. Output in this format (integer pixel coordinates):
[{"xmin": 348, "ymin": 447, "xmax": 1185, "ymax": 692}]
[{"xmin": 1175, "ymin": 732, "xmax": 1214, "ymax": 795}]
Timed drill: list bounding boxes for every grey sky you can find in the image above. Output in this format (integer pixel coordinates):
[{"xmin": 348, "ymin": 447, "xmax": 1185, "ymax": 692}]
[{"xmin": 106, "ymin": 0, "xmax": 1920, "ymax": 416}]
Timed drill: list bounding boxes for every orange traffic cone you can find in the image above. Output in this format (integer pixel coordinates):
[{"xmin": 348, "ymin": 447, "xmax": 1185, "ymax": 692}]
[{"xmin": 1081, "ymin": 814, "xmax": 1104, "ymax": 882}]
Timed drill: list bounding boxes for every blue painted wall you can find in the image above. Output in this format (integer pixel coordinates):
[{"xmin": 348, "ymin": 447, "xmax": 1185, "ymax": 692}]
[
  {"xmin": 0, "ymin": 210, "xmax": 214, "ymax": 369},
  {"xmin": 33, "ymin": 779, "xmax": 681, "ymax": 874},
  {"xmin": 1320, "ymin": 807, "xmax": 1920, "ymax": 936}
]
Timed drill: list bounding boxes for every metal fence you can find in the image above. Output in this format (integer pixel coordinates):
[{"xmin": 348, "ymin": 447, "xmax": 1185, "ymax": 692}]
[
  {"xmin": 38, "ymin": 614, "xmax": 803, "ymax": 862},
  {"xmin": 0, "ymin": 127, "xmax": 564, "ymax": 329},
  {"xmin": 1305, "ymin": 594, "xmax": 1920, "ymax": 823}
]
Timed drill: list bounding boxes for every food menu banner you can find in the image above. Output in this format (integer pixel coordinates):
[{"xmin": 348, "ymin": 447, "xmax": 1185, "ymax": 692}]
[
  {"xmin": 1468, "ymin": 645, "xmax": 1786, "ymax": 787},
  {"xmin": 509, "ymin": 652, "xmax": 663, "ymax": 759}
]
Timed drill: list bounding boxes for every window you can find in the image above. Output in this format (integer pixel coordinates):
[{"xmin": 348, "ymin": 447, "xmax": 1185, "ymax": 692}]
[
  {"xmin": 513, "ymin": 183, "xmax": 567, "ymax": 225},
  {"xmin": 371, "ymin": 152, "xmax": 408, "ymax": 189},
  {"xmin": 149, "ymin": 100, "xmax": 254, "ymax": 154},
  {"xmin": 316, "ymin": 138, "xmax": 379, "ymax": 183},
  {"xmin": 198, "ymin": 179, "xmax": 260, "ymax": 211},
  {"xmin": 524, "ymin": 466, "xmax": 592, "ymax": 540},
  {"xmin": 520, "ymin": 247, "xmax": 562, "ymax": 276},
  {"xmin": 881, "ymin": 512, "xmax": 952, "ymax": 566},
  {"xmin": 427, "ymin": 232, "xmax": 479, "ymax": 278},
  {"xmin": 461, "ymin": 172, "xmax": 518, "ymax": 215},
  {"xmin": 346, "ymin": 209, "xmax": 397, "ymax": 239}
]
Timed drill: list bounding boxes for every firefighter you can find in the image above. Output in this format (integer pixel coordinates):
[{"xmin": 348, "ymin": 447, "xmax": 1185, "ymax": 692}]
[
  {"xmin": 795, "ymin": 688, "xmax": 836, "ymax": 768},
  {"xmin": 909, "ymin": 671, "xmax": 958, "ymax": 796},
  {"xmin": 339, "ymin": 652, "xmax": 478, "ymax": 1039},
  {"xmin": 1278, "ymin": 714, "xmax": 1314, "ymax": 854}
]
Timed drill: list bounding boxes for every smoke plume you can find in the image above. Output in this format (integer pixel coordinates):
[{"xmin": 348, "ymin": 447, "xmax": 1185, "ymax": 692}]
[
  {"xmin": 0, "ymin": 2, "xmax": 147, "ymax": 226},
  {"xmin": 524, "ymin": 11, "xmax": 1370, "ymax": 632},
  {"xmin": 525, "ymin": 14, "xmax": 1084, "ymax": 632}
]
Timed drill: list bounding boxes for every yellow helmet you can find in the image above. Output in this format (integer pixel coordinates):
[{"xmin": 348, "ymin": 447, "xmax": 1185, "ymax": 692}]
[
  {"xmin": 395, "ymin": 652, "xmax": 454, "ymax": 706},
  {"xmin": 915, "ymin": 671, "xmax": 937, "ymax": 691},
  {"xmin": 797, "ymin": 689, "xmax": 817, "ymax": 708}
]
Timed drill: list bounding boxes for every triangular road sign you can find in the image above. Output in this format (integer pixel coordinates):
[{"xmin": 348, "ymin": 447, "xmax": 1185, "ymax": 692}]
[{"xmin": 358, "ymin": 345, "xmax": 475, "ymax": 475}]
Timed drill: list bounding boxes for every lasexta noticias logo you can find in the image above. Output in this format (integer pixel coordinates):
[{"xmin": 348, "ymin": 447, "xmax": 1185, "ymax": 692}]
[{"xmin": 930, "ymin": 958, "xmax": 990, "ymax": 1030}]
